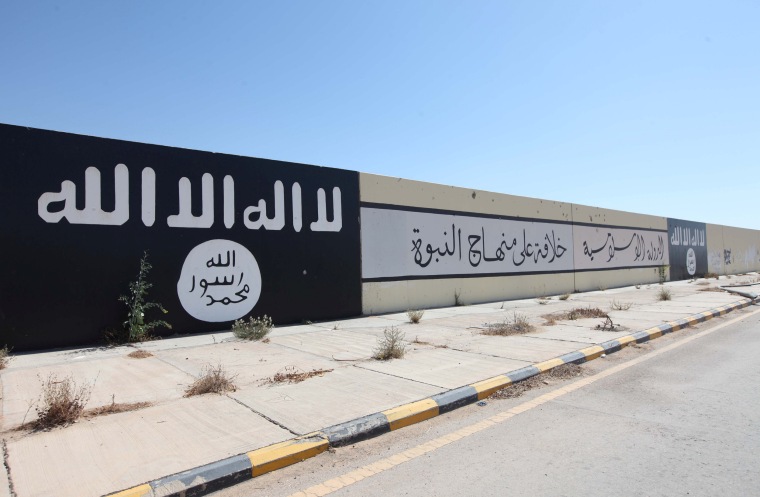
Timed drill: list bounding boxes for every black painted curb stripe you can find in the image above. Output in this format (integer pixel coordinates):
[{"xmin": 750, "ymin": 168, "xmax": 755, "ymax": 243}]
[{"xmin": 102, "ymin": 298, "xmax": 752, "ymax": 497}]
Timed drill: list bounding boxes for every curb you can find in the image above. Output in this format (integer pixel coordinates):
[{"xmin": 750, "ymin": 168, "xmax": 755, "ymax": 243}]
[{"xmin": 104, "ymin": 298, "xmax": 754, "ymax": 497}]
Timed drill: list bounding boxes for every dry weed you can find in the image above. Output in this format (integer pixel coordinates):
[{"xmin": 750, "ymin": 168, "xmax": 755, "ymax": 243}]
[
  {"xmin": 373, "ymin": 327, "xmax": 406, "ymax": 360},
  {"xmin": 407, "ymin": 309, "xmax": 425, "ymax": 324},
  {"xmin": 595, "ymin": 315, "xmax": 620, "ymax": 331},
  {"xmin": 31, "ymin": 374, "xmax": 92, "ymax": 430},
  {"xmin": 0, "ymin": 345, "xmax": 10, "ymax": 369},
  {"xmin": 127, "ymin": 349, "xmax": 153, "ymax": 359},
  {"xmin": 85, "ymin": 395, "xmax": 152, "ymax": 418},
  {"xmin": 184, "ymin": 364, "xmax": 237, "ymax": 397},
  {"xmin": 558, "ymin": 293, "xmax": 570, "ymax": 301},
  {"xmin": 657, "ymin": 287, "xmax": 672, "ymax": 301},
  {"xmin": 483, "ymin": 312, "xmax": 535, "ymax": 336},
  {"xmin": 699, "ymin": 287, "xmax": 724, "ymax": 293},
  {"xmin": 264, "ymin": 366, "xmax": 333, "ymax": 384},
  {"xmin": 610, "ymin": 300, "xmax": 632, "ymax": 311}
]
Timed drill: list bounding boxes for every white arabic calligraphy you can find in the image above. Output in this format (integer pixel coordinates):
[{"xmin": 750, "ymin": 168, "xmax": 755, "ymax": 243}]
[{"xmin": 37, "ymin": 166, "xmax": 344, "ymax": 232}]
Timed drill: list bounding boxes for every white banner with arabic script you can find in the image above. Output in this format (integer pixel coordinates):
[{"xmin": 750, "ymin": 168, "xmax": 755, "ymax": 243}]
[
  {"xmin": 573, "ymin": 225, "xmax": 668, "ymax": 271},
  {"xmin": 361, "ymin": 207, "xmax": 574, "ymax": 280}
]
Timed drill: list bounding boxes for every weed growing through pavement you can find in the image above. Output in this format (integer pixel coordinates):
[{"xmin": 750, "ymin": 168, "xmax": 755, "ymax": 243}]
[
  {"xmin": 127, "ymin": 349, "xmax": 153, "ymax": 359},
  {"xmin": 412, "ymin": 337, "xmax": 449, "ymax": 348},
  {"xmin": 184, "ymin": 363, "xmax": 237, "ymax": 397},
  {"xmin": 536, "ymin": 296, "xmax": 551, "ymax": 305},
  {"xmin": 85, "ymin": 394, "xmax": 152, "ymax": 418},
  {"xmin": 373, "ymin": 327, "xmax": 406, "ymax": 360},
  {"xmin": 0, "ymin": 345, "xmax": 10, "ymax": 369},
  {"xmin": 563, "ymin": 307, "xmax": 608, "ymax": 320},
  {"xmin": 558, "ymin": 293, "xmax": 570, "ymax": 301},
  {"xmin": 114, "ymin": 251, "xmax": 171, "ymax": 343},
  {"xmin": 699, "ymin": 286, "xmax": 725, "ymax": 293},
  {"xmin": 483, "ymin": 312, "xmax": 535, "ymax": 336},
  {"xmin": 595, "ymin": 316, "xmax": 620, "ymax": 331},
  {"xmin": 657, "ymin": 287, "xmax": 672, "ymax": 301},
  {"xmin": 263, "ymin": 365, "xmax": 334, "ymax": 385},
  {"xmin": 704, "ymin": 272, "xmax": 720, "ymax": 280},
  {"xmin": 232, "ymin": 315, "xmax": 273, "ymax": 340},
  {"xmin": 610, "ymin": 300, "xmax": 632, "ymax": 311},
  {"xmin": 31, "ymin": 374, "xmax": 92, "ymax": 430},
  {"xmin": 407, "ymin": 309, "xmax": 425, "ymax": 324}
]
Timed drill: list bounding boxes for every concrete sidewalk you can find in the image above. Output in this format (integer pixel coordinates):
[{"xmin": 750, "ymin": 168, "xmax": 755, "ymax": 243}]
[{"xmin": 1, "ymin": 276, "xmax": 758, "ymax": 497}]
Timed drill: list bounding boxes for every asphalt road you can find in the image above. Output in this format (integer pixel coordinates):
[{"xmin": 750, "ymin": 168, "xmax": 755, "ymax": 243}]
[{"xmin": 212, "ymin": 305, "xmax": 760, "ymax": 497}]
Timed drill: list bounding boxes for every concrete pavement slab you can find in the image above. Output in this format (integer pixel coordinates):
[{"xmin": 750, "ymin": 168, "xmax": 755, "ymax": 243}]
[
  {"xmin": 269, "ymin": 329, "xmax": 380, "ymax": 360},
  {"xmin": 310, "ymin": 315, "xmax": 407, "ymax": 330},
  {"xmin": 230, "ymin": 366, "xmax": 443, "ymax": 435},
  {"xmin": 525, "ymin": 325, "xmax": 635, "ymax": 343},
  {"xmin": 449, "ymin": 335, "xmax": 590, "ymax": 362},
  {"xmin": 5, "ymin": 395, "xmax": 291, "ymax": 497},
  {"xmin": 2, "ymin": 355, "xmax": 191, "ymax": 430},
  {"xmin": 156, "ymin": 340, "xmax": 339, "ymax": 389},
  {"xmin": 7, "ymin": 344, "xmax": 131, "ymax": 370},
  {"xmin": 356, "ymin": 347, "xmax": 530, "ymax": 389}
]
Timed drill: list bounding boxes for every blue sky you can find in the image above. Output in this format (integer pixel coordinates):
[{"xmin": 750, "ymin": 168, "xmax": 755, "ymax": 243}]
[{"xmin": 2, "ymin": 1, "xmax": 758, "ymax": 228}]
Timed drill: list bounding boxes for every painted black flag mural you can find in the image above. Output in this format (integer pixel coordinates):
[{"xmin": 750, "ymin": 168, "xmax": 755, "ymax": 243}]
[
  {"xmin": 0, "ymin": 124, "xmax": 361, "ymax": 350},
  {"xmin": 667, "ymin": 218, "xmax": 708, "ymax": 280}
]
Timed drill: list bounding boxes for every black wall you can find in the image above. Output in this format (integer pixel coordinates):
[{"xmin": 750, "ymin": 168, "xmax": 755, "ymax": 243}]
[
  {"xmin": 0, "ymin": 124, "xmax": 361, "ymax": 351},
  {"xmin": 667, "ymin": 218, "xmax": 708, "ymax": 280}
]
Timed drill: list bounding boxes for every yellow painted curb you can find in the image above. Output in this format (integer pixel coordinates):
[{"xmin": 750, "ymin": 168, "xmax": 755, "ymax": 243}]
[
  {"xmin": 617, "ymin": 335, "xmax": 636, "ymax": 347},
  {"xmin": 248, "ymin": 435, "xmax": 329, "ymax": 477},
  {"xmin": 471, "ymin": 375, "xmax": 511, "ymax": 400},
  {"xmin": 384, "ymin": 399, "xmax": 439, "ymax": 431},
  {"xmin": 104, "ymin": 484, "xmax": 152, "ymax": 497},
  {"xmin": 534, "ymin": 357, "xmax": 565, "ymax": 372},
  {"xmin": 578, "ymin": 345, "xmax": 605, "ymax": 361}
]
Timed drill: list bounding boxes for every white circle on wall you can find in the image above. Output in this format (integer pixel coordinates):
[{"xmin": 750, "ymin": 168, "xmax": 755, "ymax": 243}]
[
  {"xmin": 686, "ymin": 248, "xmax": 697, "ymax": 276},
  {"xmin": 177, "ymin": 239, "xmax": 262, "ymax": 322}
]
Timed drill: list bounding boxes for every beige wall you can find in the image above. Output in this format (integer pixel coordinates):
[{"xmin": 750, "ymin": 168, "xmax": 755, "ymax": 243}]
[
  {"xmin": 722, "ymin": 226, "xmax": 760, "ymax": 274},
  {"xmin": 363, "ymin": 273, "xmax": 575, "ymax": 315},
  {"xmin": 706, "ymin": 223, "xmax": 725, "ymax": 274},
  {"xmin": 360, "ymin": 172, "xmax": 760, "ymax": 315},
  {"xmin": 360, "ymin": 173, "xmax": 572, "ymax": 221}
]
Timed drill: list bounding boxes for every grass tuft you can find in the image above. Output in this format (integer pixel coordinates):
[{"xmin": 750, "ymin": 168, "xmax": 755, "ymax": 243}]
[
  {"xmin": 558, "ymin": 293, "xmax": 570, "ymax": 301},
  {"xmin": 657, "ymin": 287, "xmax": 672, "ymax": 301},
  {"xmin": 184, "ymin": 363, "xmax": 237, "ymax": 397},
  {"xmin": 483, "ymin": 312, "xmax": 535, "ymax": 336},
  {"xmin": 407, "ymin": 309, "xmax": 425, "ymax": 324},
  {"xmin": 373, "ymin": 327, "xmax": 406, "ymax": 360},
  {"xmin": 232, "ymin": 315, "xmax": 273, "ymax": 340}
]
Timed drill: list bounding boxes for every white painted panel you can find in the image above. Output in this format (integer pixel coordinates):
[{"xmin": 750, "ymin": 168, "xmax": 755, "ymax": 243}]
[
  {"xmin": 573, "ymin": 224, "xmax": 668, "ymax": 270},
  {"xmin": 361, "ymin": 207, "xmax": 574, "ymax": 280}
]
